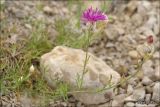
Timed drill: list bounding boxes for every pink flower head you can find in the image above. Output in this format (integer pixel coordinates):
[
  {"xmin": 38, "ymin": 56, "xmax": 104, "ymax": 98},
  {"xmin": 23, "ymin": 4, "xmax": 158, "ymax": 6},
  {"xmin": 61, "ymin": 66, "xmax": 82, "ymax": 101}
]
[
  {"xmin": 82, "ymin": 7, "xmax": 108, "ymax": 24},
  {"xmin": 147, "ymin": 35, "xmax": 154, "ymax": 44}
]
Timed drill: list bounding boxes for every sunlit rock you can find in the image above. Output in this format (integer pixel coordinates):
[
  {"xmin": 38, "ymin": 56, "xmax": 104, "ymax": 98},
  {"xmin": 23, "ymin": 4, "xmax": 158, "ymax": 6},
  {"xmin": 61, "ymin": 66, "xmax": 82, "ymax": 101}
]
[{"xmin": 40, "ymin": 46, "xmax": 121, "ymax": 104}]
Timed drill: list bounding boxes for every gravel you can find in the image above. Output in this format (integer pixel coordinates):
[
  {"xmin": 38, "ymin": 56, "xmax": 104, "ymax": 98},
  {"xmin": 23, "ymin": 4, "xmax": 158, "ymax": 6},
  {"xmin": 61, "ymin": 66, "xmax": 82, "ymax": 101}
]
[{"xmin": 1, "ymin": 0, "xmax": 159, "ymax": 107}]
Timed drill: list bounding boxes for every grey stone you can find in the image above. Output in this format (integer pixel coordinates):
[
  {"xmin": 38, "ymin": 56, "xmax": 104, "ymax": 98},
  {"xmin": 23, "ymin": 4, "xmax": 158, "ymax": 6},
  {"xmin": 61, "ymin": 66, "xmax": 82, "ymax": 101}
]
[
  {"xmin": 43, "ymin": 6, "xmax": 53, "ymax": 15},
  {"xmin": 19, "ymin": 94, "xmax": 32, "ymax": 107},
  {"xmin": 153, "ymin": 52, "xmax": 160, "ymax": 59},
  {"xmin": 76, "ymin": 102, "xmax": 83, "ymax": 107},
  {"xmin": 112, "ymin": 94, "xmax": 126, "ymax": 106},
  {"xmin": 127, "ymin": 85, "xmax": 134, "ymax": 95},
  {"xmin": 142, "ymin": 76, "xmax": 153, "ymax": 86},
  {"xmin": 98, "ymin": 102, "xmax": 111, "ymax": 107},
  {"xmin": 145, "ymin": 86, "xmax": 153, "ymax": 94},
  {"xmin": 147, "ymin": 103, "xmax": 157, "ymax": 107},
  {"xmin": 125, "ymin": 1, "xmax": 138, "ymax": 16},
  {"xmin": 145, "ymin": 16, "xmax": 157, "ymax": 31},
  {"xmin": 152, "ymin": 82, "xmax": 160, "ymax": 103},
  {"xmin": 128, "ymin": 50, "xmax": 139, "ymax": 59},
  {"xmin": 142, "ymin": 60, "xmax": 155, "ymax": 80},
  {"xmin": 155, "ymin": 66, "xmax": 160, "ymax": 81},
  {"xmin": 104, "ymin": 25, "xmax": 119, "ymax": 40},
  {"xmin": 132, "ymin": 88, "xmax": 145, "ymax": 101},
  {"xmin": 119, "ymin": 87, "xmax": 126, "ymax": 94},
  {"xmin": 137, "ymin": 1, "xmax": 151, "ymax": 16},
  {"xmin": 128, "ymin": 78, "xmax": 138, "ymax": 86},
  {"xmin": 145, "ymin": 94, "xmax": 151, "ymax": 104},
  {"xmin": 125, "ymin": 102, "xmax": 135, "ymax": 107},
  {"xmin": 124, "ymin": 95, "xmax": 136, "ymax": 102},
  {"xmin": 135, "ymin": 103, "xmax": 147, "ymax": 107},
  {"xmin": 131, "ymin": 13, "xmax": 143, "ymax": 27},
  {"xmin": 24, "ymin": 24, "xmax": 32, "ymax": 30}
]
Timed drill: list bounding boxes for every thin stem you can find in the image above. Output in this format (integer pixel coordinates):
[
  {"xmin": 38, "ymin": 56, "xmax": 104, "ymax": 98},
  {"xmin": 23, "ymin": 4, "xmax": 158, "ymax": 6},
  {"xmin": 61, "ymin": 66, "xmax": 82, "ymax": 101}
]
[
  {"xmin": 77, "ymin": 27, "xmax": 92, "ymax": 89},
  {"xmin": 94, "ymin": 57, "xmax": 145, "ymax": 93},
  {"xmin": 70, "ymin": 55, "xmax": 151, "ymax": 94}
]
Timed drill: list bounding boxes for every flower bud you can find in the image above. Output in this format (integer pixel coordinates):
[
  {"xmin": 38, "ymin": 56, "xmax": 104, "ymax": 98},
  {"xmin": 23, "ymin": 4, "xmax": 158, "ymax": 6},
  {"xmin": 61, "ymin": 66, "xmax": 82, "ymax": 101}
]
[{"xmin": 147, "ymin": 35, "xmax": 153, "ymax": 44}]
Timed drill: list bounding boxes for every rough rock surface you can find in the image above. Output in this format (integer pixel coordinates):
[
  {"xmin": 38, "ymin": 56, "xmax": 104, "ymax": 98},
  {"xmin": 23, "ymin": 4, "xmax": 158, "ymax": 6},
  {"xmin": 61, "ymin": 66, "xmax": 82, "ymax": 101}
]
[
  {"xmin": 152, "ymin": 82, "xmax": 160, "ymax": 103},
  {"xmin": 40, "ymin": 46, "xmax": 121, "ymax": 104},
  {"xmin": 1, "ymin": 0, "xmax": 159, "ymax": 106}
]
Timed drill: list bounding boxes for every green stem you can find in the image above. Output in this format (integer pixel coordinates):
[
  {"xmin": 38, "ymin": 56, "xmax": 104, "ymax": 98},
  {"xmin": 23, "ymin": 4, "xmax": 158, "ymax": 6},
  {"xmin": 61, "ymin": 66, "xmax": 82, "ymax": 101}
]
[
  {"xmin": 72, "ymin": 56, "xmax": 147, "ymax": 94},
  {"xmin": 78, "ymin": 27, "xmax": 92, "ymax": 89},
  {"xmin": 96, "ymin": 58, "xmax": 144, "ymax": 93}
]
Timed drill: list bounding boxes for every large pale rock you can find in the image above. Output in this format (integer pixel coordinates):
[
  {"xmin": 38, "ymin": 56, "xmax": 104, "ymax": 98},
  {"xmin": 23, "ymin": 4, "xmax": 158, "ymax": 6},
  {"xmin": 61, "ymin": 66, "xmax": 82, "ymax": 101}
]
[{"xmin": 40, "ymin": 46, "xmax": 121, "ymax": 104}]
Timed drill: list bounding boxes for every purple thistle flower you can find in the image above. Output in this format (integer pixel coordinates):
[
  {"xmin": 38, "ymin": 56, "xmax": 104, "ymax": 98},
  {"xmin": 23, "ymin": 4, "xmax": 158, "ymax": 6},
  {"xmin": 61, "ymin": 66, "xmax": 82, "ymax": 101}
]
[{"xmin": 82, "ymin": 7, "xmax": 108, "ymax": 24}]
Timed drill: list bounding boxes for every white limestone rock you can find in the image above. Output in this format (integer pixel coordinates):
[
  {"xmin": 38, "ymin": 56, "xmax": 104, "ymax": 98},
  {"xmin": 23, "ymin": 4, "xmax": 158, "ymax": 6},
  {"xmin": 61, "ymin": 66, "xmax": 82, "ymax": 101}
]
[
  {"xmin": 155, "ymin": 66, "xmax": 160, "ymax": 81},
  {"xmin": 125, "ymin": 1, "xmax": 138, "ymax": 16},
  {"xmin": 112, "ymin": 94, "xmax": 126, "ymax": 107},
  {"xmin": 43, "ymin": 6, "xmax": 53, "ymax": 15},
  {"xmin": 98, "ymin": 102, "xmax": 111, "ymax": 107},
  {"xmin": 133, "ymin": 87, "xmax": 145, "ymax": 100},
  {"xmin": 142, "ymin": 76, "xmax": 153, "ymax": 86},
  {"xmin": 124, "ymin": 95, "xmax": 136, "ymax": 102},
  {"xmin": 128, "ymin": 50, "xmax": 139, "ymax": 59},
  {"xmin": 145, "ymin": 94, "xmax": 151, "ymax": 104},
  {"xmin": 104, "ymin": 25, "xmax": 119, "ymax": 40},
  {"xmin": 152, "ymin": 82, "xmax": 160, "ymax": 103},
  {"xmin": 127, "ymin": 85, "xmax": 134, "ymax": 95},
  {"xmin": 40, "ymin": 46, "xmax": 121, "ymax": 104},
  {"xmin": 135, "ymin": 103, "xmax": 147, "ymax": 107},
  {"xmin": 142, "ymin": 60, "xmax": 155, "ymax": 80},
  {"xmin": 125, "ymin": 102, "xmax": 135, "ymax": 107},
  {"xmin": 137, "ymin": 1, "xmax": 151, "ymax": 16},
  {"xmin": 125, "ymin": 87, "xmax": 145, "ymax": 103}
]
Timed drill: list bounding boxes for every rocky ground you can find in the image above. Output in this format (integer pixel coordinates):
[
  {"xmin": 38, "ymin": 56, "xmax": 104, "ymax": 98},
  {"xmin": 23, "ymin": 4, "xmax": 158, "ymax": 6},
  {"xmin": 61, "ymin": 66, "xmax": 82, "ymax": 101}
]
[{"xmin": 0, "ymin": 0, "xmax": 160, "ymax": 107}]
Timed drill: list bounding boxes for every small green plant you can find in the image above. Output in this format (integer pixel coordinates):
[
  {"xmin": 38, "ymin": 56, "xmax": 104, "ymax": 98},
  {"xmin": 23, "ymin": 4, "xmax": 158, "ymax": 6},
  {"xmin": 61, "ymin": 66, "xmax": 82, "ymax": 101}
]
[
  {"xmin": 101, "ymin": 0, "xmax": 112, "ymax": 13},
  {"xmin": 0, "ymin": 18, "xmax": 55, "ymax": 106},
  {"xmin": 54, "ymin": 82, "xmax": 69, "ymax": 101},
  {"xmin": 74, "ymin": 6, "xmax": 108, "ymax": 90},
  {"xmin": 36, "ymin": 1, "xmax": 44, "ymax": 12},
  {"xmin": 0, "ymin": 0, "xmax": 5, "ymax": 12}
]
